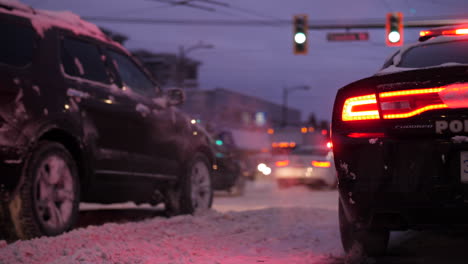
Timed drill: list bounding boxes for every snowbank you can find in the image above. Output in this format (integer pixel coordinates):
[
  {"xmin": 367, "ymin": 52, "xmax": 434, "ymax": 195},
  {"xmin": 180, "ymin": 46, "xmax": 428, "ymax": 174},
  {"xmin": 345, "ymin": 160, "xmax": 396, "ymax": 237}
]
[{"xmin": 0, "ymin": 207, "xmax": 341, "ymax": 264}]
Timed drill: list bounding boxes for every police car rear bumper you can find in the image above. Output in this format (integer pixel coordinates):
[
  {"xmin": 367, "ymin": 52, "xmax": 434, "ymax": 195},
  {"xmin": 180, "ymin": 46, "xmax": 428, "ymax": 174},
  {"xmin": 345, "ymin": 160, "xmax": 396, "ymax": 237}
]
[{"xmin": 335, "ymin": 134, "xmax": 468, "ymax": 229}]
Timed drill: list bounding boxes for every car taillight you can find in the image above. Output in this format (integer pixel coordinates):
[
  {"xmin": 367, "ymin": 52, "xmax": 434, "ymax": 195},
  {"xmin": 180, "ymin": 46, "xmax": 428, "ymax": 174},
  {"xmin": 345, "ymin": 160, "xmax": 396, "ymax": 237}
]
[
  {"xmin": 342, "ymin": 94, "xmax": 380, "ymax": 121},
  {"xmin": 275, "ymin": 160, "xmax": 289, "ymax": 167},
  {"xmin": 379, "ymin": 88, "xmax": 447, "ymax": 119},
  {"xmin": 311, "ymin": 161, "xmax": 331, "ymax": 168},
  {"xmin": 342, "ymin": 88, "xmax": 451, "ymax": 121}
]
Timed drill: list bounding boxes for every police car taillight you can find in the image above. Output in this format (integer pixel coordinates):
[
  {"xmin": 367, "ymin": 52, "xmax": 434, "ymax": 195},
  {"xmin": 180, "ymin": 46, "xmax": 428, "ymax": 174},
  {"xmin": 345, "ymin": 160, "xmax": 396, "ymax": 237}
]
[
  {"xmin": 342, "ymin": 88, "xmax": 449, "ymax": 121},
  {"xmin": 341, "ymin": 94, "xmax": 380, "ymax": 121},
  {"xmin": 379, "ymin": 88, "xmax": 447, "ymax": 119}
]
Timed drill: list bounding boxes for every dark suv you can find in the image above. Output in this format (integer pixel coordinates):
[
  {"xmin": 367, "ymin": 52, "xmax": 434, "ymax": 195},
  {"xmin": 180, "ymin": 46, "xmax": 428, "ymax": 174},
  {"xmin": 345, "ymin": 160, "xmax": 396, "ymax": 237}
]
[
  {"xmin": 332, "ymin": 26, "xmax": 468, "ymax": 256},
  {"xmin": 0, "ymin": 3, "xmax": 214, "ymax": 240}
]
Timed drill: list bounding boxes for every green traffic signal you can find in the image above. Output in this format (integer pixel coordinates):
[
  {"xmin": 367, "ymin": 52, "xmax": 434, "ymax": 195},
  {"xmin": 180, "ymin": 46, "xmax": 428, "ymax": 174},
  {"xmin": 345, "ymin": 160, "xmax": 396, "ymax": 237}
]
[
  {"xmin": 386, "ymin": 12, "xmax": 403, "ymax": 46},
  {"xmin": 294, "ymin": 32, "xmax": 307, "ymax": 44},
  {"xmin": 293, "ymin": 15, "xmax": 308, "ymax": 54}
]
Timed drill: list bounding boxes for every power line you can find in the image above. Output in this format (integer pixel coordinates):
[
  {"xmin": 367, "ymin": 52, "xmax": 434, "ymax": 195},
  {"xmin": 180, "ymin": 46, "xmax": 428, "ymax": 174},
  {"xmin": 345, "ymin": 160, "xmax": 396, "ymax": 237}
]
[
  {"xmin": 148, "ymin": 0, "xmax": 284, "ymax": 23},
  {"xmin": 195, "ymin": 0, "xmax": 228, "ymax": 7},
  {"xmin": 215, "ymin": 2, "xmax": 283, "ymax": 21},
  {"xmin": 146, "ymin": 0, "xmax": 216, "ymax": 12},
  {"xmin": 84, "ymin": 17, "xmax": 288, "ymax": 27},
  {"xmin": 103, "ymin": 4, "xmax": 174, "ymax": 17}
]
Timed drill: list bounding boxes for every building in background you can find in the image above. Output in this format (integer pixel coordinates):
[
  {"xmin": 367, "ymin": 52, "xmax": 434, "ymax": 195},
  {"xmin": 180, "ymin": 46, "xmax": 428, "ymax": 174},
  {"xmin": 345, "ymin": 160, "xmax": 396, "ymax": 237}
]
[
  {"xmin": 132, "ymin": 49, "xmax": 201, "ymax": 89},
  {"xmin": 100, "ymin": 28, "xmax": 128, "ymax": 45},
  {"xmin": 181, "ymin": 88, "xmax": 301, "ymax": 131}
]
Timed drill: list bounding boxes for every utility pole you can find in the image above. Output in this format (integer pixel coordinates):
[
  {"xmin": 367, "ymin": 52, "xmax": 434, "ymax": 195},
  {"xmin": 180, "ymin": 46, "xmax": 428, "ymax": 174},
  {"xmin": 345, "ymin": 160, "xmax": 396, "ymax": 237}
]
[
  {"xmin": 178, "ymin": 41, "xmax": 214, "ymax": 88},
  {"xmin": 281, "ymin": 85, "xmax": 310, "ymax": 127}
]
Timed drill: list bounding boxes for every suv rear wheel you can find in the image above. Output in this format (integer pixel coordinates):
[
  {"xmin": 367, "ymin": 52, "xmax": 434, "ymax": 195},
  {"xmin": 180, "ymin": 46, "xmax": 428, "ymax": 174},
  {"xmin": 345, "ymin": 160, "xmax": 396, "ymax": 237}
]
[
  {"xmin": 166, "ymin": 153, "xmax": 212, "ymax": 216},
  {"xmin": 339, "ymin": 200, "xmax": 389, "ymax": 257},
  {"xmin": 1, "ymin": 141, "xmax": 80, "ymax": 240}
]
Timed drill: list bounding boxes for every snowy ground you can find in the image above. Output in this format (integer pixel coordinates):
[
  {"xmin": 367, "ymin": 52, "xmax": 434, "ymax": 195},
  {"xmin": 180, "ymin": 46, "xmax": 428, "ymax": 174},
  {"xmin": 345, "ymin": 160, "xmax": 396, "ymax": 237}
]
[
  {"xmin": 2, "ymin": 178, "xmax": 468, "ymax": 264},
  {"xmin": 0, "ymin": 179, "xmax": 343, "ymax": 264}
]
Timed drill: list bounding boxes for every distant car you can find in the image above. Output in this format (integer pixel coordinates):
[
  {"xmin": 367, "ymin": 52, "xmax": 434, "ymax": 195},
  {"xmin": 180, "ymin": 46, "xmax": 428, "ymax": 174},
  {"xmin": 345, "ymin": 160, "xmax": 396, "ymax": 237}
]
[
  {"xmin": 272, "ymin": 144, "xmax": 336, "ymax": 189},
  {"xmin": 207, "ymin": 130, "xmax": 247, "ymax": 195},
  {"xmin": 0, "ymin": 2, "xmax": 214, "ymax": 240},
  {"xmin": 332, "ymin": 26, "xmax": 468, "ymax": 257}
]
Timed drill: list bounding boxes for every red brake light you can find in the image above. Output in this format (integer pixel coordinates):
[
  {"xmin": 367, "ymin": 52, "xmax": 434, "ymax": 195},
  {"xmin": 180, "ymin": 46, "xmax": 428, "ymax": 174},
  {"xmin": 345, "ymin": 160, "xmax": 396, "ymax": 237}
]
[
  {"xmin": 342, "ymin": 88, "xmax": 453, "ymax": 122},
  {"xmin": 347, "ymin": 132, "xmax": 385, "ymax": 138},
  {"xmin": 311, "ymin": 161, "xmax": 331, "ymax": 168},
  {"xmin": 326, "ymin": 141, "xmax": 333, "ymax": 149},
  {"xmin": 455, "ymin": 28, "xmax": 468, "ymax": 35},
  {"xmin": 379, "ymin": 88, "xmax": 447, "ymax": 119},
  {"xmin": 342, "ymin": 94, "xmax": 380, "ymax": 121},
  {"xmin": 275, "ymin": 160, "xmax": 289, "ymax": 167}
]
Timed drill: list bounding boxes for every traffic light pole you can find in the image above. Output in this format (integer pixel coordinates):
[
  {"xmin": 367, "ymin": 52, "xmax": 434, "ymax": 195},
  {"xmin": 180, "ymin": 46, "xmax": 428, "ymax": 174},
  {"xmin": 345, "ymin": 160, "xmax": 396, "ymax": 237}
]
[
  {"xmin": 281, "ymin": 85, "xmax": 310, "ymax": 127},
  {"xmin": 86, "ymin": 16, "xmax": 468, "ymax": 29},
  {"xmin": 304, "ymin": 18, "xmax": 468, "ymax": 30}
]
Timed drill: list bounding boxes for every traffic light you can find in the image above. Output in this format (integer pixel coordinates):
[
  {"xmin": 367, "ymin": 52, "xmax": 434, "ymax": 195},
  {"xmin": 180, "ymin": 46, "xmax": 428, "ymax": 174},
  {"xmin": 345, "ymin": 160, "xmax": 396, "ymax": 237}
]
[
  {"xmin": 386, "ymin": 12, "xmax": 403, "ymax": 46},
  {"xmin": 293, "ymin": 14, "xmax": 308, "ymax": 54}
]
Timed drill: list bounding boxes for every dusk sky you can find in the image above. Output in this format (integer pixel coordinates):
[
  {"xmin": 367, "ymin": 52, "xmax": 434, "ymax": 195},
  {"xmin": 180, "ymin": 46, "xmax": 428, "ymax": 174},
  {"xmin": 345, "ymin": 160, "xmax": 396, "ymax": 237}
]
[{"xmin": 22, "ymin": 0, "xmax": 468, "ymax": 121}]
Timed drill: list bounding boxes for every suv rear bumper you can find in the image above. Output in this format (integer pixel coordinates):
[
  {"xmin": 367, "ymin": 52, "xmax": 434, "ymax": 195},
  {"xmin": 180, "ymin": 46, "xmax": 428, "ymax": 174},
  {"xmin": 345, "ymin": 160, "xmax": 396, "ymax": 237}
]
[{"xmin": 335, "ymin": 135, "xmax": 468, "ymax": 230}]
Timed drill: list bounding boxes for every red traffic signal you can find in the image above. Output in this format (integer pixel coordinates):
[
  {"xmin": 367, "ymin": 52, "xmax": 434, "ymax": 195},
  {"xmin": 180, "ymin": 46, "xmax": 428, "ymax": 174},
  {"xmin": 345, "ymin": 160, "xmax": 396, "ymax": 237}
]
[{"xmin": 386, "ymin": 12, "xmax": 404, "ymax": 46}]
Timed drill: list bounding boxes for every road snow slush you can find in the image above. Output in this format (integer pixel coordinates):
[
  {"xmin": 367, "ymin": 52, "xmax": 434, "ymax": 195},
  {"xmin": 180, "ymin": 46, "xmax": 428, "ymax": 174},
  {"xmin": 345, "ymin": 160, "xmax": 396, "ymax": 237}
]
[{"xmin": 0, "ymin": 207, "xmax": 343, "ymax": 264}]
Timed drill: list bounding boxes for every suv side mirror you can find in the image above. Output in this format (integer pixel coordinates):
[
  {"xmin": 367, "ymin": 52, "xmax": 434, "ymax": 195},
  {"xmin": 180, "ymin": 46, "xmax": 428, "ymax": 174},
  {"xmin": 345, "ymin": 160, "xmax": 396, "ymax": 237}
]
[{"xmin": 165, "ymin": 88, "xmax": 185, "ymax": 106}]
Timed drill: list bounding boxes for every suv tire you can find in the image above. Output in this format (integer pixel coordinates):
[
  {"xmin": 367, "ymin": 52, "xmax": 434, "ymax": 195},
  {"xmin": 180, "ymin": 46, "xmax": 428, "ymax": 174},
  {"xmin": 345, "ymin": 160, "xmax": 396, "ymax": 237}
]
[
  {"xmin": 2, "ymin": 141, "xmax": 80, "ymax": 240},
  {"xmin": 166, "ymin": 153, "xmax": 212, "ymax": 215},
  {"xmin": 339, "ymin": 200, "xmax": 389, "ymax": 257}
]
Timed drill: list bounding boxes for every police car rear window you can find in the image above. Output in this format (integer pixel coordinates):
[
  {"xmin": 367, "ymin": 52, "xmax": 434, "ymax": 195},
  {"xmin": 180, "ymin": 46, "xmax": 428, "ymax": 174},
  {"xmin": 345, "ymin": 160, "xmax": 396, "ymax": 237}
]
[
  {"xmin": 398, "ymin": 40, "xmax": 468, "ymax": 68},
  {"xmin": 0, "ymin": 22, "xmax": 34, "ymax": 67}
]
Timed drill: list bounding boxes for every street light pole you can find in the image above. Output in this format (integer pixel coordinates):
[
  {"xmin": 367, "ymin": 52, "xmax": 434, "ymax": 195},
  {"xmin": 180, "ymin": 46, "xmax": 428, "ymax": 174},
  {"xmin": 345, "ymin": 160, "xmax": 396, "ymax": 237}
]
[
  {"xmin": 281, "ymin": 85, "xmax": 310, "ymax": 127},
  {"xmin": 178, "ymin": 41, "xmax": 214, "ymax": 88}
]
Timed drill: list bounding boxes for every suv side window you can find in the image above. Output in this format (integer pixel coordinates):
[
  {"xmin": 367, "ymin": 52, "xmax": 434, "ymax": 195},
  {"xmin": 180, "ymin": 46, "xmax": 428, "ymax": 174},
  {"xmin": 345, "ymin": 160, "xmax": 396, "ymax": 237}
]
[
  {"xmin": 61, "ymin": 37, "xmax": 110, "ymax": 84},
  {"xmin": 107, "ymin": 50, "xmax": 155, "ymax": 95},
  {"xmin": 0, "ymin": 21, "xmax": 34, "ymax": 67}
]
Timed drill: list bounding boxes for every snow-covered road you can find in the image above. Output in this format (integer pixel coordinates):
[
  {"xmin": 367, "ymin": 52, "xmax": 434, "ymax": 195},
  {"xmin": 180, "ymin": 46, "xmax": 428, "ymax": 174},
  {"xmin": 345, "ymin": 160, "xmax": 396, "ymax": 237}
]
[
  {"xmin": 0, "ymin": 179, "xmax": 343, "ymax": 264},
  {"xmin": 3, "ymin": 179, "xmax": 468, "ymax": 264}
]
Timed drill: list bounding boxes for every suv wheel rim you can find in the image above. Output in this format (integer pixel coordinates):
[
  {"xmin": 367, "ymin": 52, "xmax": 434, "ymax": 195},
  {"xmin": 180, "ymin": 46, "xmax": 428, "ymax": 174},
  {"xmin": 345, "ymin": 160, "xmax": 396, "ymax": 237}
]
[
  {"xmin": 33, "ymin": 155, "xmax": 75, "ymax": 231},
  {"xmin": 190, "ymin": 160, "xmax": 211, "ymax": 211}
]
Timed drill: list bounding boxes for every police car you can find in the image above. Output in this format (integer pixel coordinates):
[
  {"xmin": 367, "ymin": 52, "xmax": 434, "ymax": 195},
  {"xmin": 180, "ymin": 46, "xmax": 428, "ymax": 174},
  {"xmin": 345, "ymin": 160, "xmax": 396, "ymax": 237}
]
[{"xmin": 331, "ymin": 25, "xmax": 468, "ymax": 256}]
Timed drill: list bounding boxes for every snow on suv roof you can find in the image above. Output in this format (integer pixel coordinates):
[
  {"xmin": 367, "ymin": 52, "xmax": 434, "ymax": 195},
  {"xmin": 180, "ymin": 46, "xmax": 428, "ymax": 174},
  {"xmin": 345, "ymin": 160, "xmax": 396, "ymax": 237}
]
[{"xmin": 0, "ymin": 0, "xmax": 118, "ymax": 46}]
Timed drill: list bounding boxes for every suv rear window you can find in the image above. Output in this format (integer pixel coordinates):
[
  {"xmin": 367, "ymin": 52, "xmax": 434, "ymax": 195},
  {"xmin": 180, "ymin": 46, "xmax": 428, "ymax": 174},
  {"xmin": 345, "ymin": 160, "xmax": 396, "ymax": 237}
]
[
  {"xmin": 398, "ymin": 40, "xmax": 468, "ymax": 68},
  {"xmin": 0, "ymin": 22, "xmax": 34, "ymax": 67},
  {"xmin": 61, "ymin": 37, "xmax": 110, "ymax": 84}
]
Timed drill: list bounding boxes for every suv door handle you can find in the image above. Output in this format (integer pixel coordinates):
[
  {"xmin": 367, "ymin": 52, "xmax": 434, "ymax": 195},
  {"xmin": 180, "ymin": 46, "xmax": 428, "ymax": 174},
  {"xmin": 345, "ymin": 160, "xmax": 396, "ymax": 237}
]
[{"xmin": 67, "ymin": 88, "xmax": 90, "ymax": 99}]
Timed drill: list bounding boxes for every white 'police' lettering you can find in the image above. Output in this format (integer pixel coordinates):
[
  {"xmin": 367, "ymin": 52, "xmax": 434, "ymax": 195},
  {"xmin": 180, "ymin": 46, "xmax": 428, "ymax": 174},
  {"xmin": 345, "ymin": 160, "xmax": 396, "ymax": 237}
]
[{"xmin": 436, "ymin": 120, "xmax": 468, "ymax": 134}]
